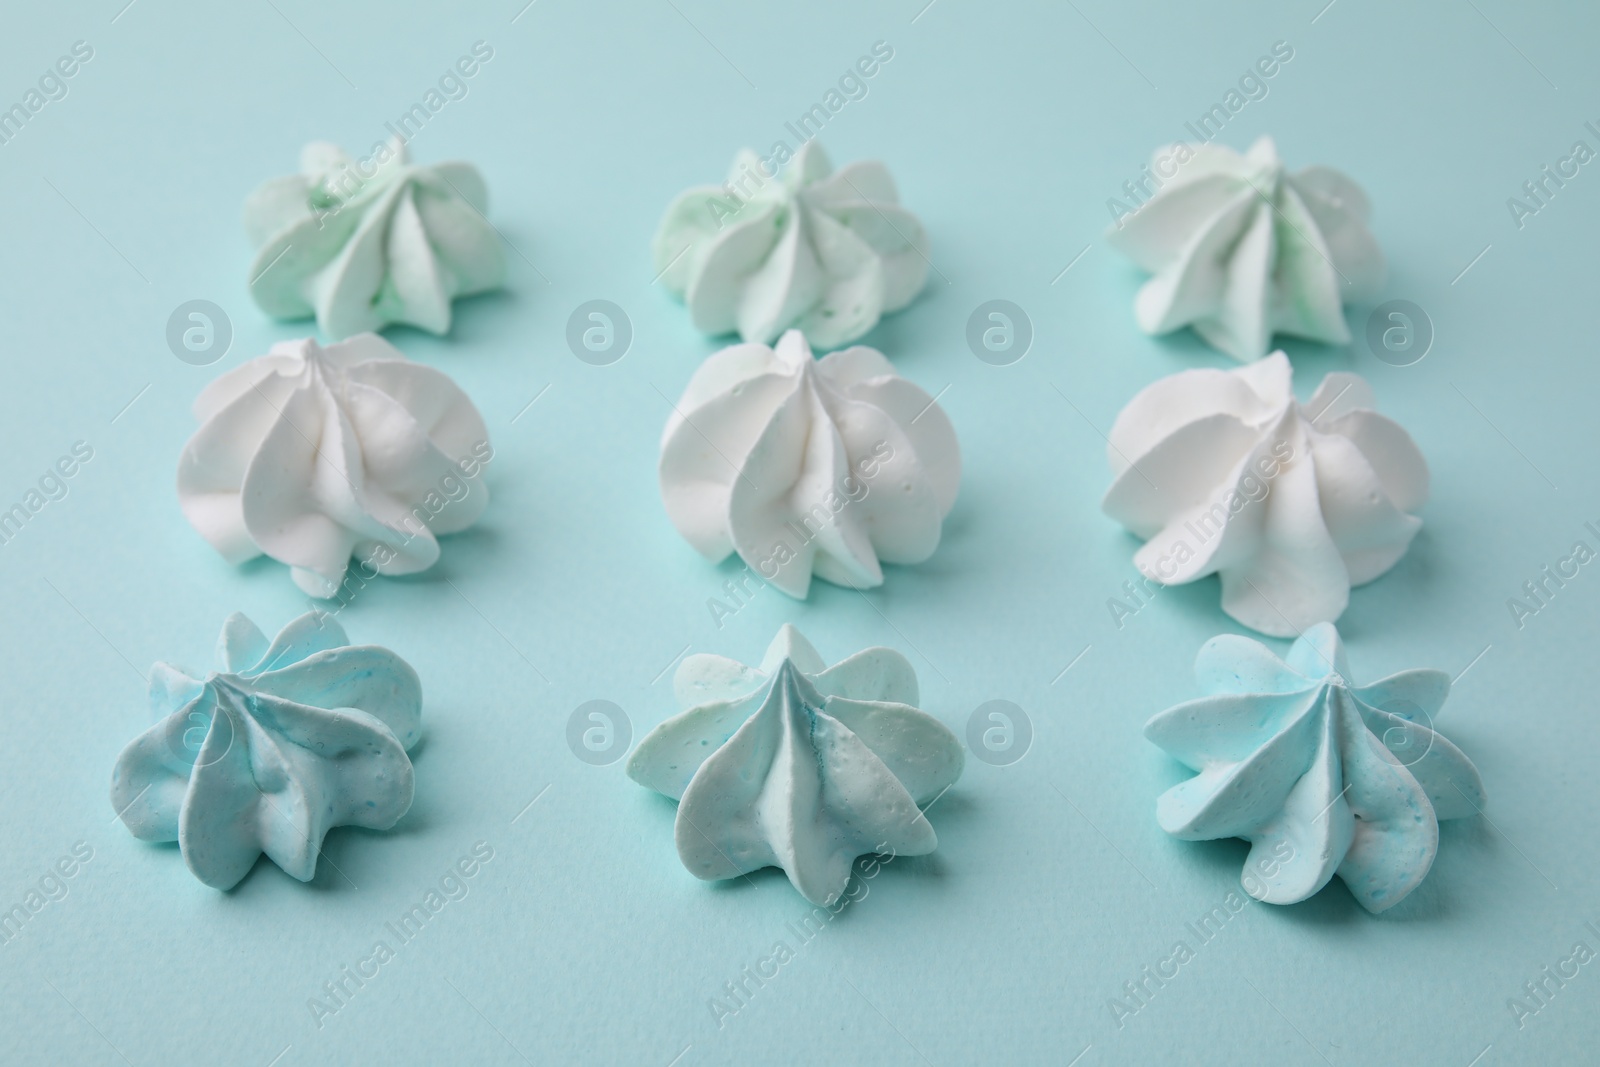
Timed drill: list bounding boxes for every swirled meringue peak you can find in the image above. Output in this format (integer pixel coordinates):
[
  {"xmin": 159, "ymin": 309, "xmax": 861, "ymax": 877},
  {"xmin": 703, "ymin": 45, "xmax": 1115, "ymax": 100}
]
[
  {"xmin": 652, "ymin": 141, "xmax": 929, "ymax": 348},
  {"xmin": 628, "ymin": 625, "xmax": 963, "ymax": 905},
  {"xmin": 659, "ymin": 329, "xmax": 960, "ymax": 598},
  {"xmin": 244, "ymin": 137, "xmax": 505, "ymax": 339},
  {"xmin": 1146, "ymin": 624, "xmax": 1484, "ymax": 912},
  {"xmin": 1103, "ymin": 352, "xmax": 1426, "ymax": 637},
  {"xmin": 111, "ymin": 612, "xmax": 423, "ymax": 889},
  {"xmin": 178, "ymin": 333, "xmax": 492, "ymax": 598},
  {"xmin": 1108, "ymin": 136, "xmax": 1384, "ymax": 362}
]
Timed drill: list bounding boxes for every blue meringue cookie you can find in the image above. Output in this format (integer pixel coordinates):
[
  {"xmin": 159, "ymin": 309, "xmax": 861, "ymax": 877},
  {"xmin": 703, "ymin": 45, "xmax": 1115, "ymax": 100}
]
[
  {"xmin": 111, "ymin": 613, "xmax": 422, "ymax": 890},
  {"xmin": 244, "ymin": 137, "xmax": 505, "ymax": 340},
  {"xmin": 1146, "ymin": 623, "xmax": 1484, "ymax": 912},
  {"xmin": 628, "ymin": 625, "xmax": 963, "ymax": 906}
]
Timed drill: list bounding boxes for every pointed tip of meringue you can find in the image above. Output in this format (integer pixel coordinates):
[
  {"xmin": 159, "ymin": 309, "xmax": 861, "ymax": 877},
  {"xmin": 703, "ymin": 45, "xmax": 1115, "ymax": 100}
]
[
  {"xmin": 766, "ymin": 623, "xmax": 805, "ymax": 662},
  {"xmin": 762, "ymin": 624, "xmax": 827, "ymax": 677},
  {"xmin": 767, "ymin": 656, "xmax": 827, "ymax": 717},
  {"xmin": 1246, "ymin": 133, "xmax": 1280, "ymax": 163},
  {"xmin": 774, "ymin": 328, "xmax": 813, "ymax": 363}
]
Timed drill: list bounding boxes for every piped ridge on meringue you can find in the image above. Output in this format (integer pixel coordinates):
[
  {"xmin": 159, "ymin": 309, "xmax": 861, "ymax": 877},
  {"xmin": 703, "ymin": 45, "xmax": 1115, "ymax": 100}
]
[
  {"xmin": 1107, "ymin": 136, "xmax": 1384, "ymax": 362},
  {"xmin": 245, "ymin": 137, "xmax": 505, "ymax": 340},
  {"xmin": 1145, "ymin": 623, "xmax": 1483, "ymax": 912},
  {"xmin": 177, "ymin": 333, "xmax": 493, "ymax": 598},
  {"xmin": 1103, "ymin": 352, "xmax": 1426, "ymax": 637},
  {"xmin": 659, "ymin": 329, "xmax": 960, "ymax": 598},
  {"xmin": 111, "ymin": 612, "xmax": 423, "ymax": 890},
  {"xmin": 629, "ymin": 625, "xmax": 963, "ymax": 906},
  {"xmin": 653, "ymin": 141, "xmax": 929, "ymax": 349}
]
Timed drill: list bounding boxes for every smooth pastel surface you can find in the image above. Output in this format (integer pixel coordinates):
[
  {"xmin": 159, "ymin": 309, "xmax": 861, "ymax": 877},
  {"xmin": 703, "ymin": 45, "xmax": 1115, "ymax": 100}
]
[
  {"xmin": 177, "ymin": 333, "xmax": 491, "ymax": 597},
  {"xmin": 3, "ymin": 2, "xmax": 1599, "ymax": 1065},
  {"xmin": 659, "ymin": 329, "xmax": 960, "ymax": 597},
  {"xmin": 1145, "ymin": 623, "xmax": 1483, "ymax": 912},
  {"xmin": 654, "ymin": 140, "xmax": 929, "ymax": 348},
  {"xmin": 629, "ymin": 625, "xmax": 963, "ymax": 904},
  {"xmin": 1107, "ymin": 135, "xmax": 1384, "ymax": 361},
  {"xmin": 1103, "ymin": 352, "xmax": 1427, "ymax": 636},
  {"xmin": 245, "ymin": 138, "xmax": 506, "ymax": 339},
  {"xmin": 111, "ymin": 613, "xmax": 423, "ymax": 889}
]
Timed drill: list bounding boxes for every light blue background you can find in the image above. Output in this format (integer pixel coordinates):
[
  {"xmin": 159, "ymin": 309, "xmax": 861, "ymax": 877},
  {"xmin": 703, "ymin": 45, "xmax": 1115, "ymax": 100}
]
[{"xmin": 0, "ymin": 1, "xmax": 1596, "ymax": 1063}]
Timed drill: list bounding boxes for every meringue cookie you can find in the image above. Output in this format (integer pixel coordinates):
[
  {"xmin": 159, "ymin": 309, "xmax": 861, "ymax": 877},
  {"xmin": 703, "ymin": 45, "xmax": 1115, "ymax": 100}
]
[
  {"xmin": 660, "ymin": 329, "xmax": 960, "ymax": 597},
  {"xmin": 111, "ymin": 613, "xmax": 422, "ymax": 889},
  {"xmin": 178, "ymin": 333, "xmax": 492, "ymax": 599},
  {"xmin": 1103, "ymin": 352, "xmax": 1426, "ymax": 637},
  {"xmin": 1146, "ymin": 623, "xmax": 1483, "ymax": 912},
  {"xmin": 1108, "ymin": 136, "xmax": 1384, "ymax": 362},
  {"xmin": 245, "ymin": 137, "xmax": 505, "ymax": 339},
  {"xmin": 629, "ymin": 625, "xmax": 963, "ymax": 905},
  {"xmin": 652, "ymin": 141, "xmax": 929, "ymax": 348}
]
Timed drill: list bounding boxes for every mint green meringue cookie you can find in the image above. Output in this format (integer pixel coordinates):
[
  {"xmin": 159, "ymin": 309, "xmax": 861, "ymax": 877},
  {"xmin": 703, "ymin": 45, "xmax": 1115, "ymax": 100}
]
[
  {"xmin": 1107, "ymin": 136, "xmax": 1384, "ymax": 362},
  {"xmin": 628, "ymin": 625, "xmax": 963, "ymax": 906},
  {"xmin": 652, "ymin": 141, "xmax": 929, "ymax": 349},
  {"xmin": 1146, "ymin": 624, "xmax": 1484, "ymax": 912},
  {"xmin": 244, "ymin": 137, "xmax": 505, "ymax": 340},
  {"xmin": 111, "ymin": 613, "xmax": 422, "ymax": 890}
]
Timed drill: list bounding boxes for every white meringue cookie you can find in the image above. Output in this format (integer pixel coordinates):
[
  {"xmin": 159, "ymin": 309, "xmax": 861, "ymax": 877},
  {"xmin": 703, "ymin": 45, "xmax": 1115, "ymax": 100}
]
[
  {"xmin": 652, "ymin": 141, "xmax": 929, "ymax": 349},
  {"xmin": 178, "ymin": 333, "xmax": 493, "ymax": 598},
  {"xmin": 659, "ymin": 329, "xmax": 960, "ymax": 597},
  {"xmin": 245, "ymin": 137, "xmax": 505, "ymax": 340},
  {"xmin": 1107, "ymin": 136, "xmax": 1384, "ymax": 362},
  {"xmin": 1103, "ymin": 352, "xmax": 1427, "ymax": 637},
  {"xmin": 628, "ymin": 625, "xmax": 963, "ymax": 906}
]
